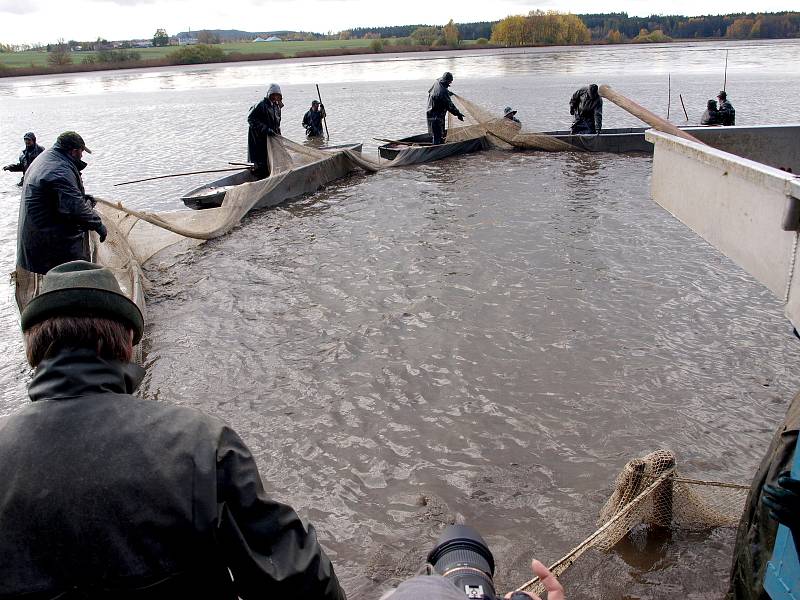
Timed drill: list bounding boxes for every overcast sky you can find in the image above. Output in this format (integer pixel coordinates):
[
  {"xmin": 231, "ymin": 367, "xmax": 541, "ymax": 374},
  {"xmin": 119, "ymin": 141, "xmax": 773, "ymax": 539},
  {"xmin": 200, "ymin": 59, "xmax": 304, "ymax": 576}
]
[{"xmin": 0, "ymin": 0, "xmax": 792, "ymax": 46}]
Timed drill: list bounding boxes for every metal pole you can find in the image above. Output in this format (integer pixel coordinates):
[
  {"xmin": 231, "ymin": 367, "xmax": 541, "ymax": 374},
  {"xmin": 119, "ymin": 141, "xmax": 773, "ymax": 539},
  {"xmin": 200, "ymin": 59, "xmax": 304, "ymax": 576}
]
[
  {"xmin": 667, "ymin": 73, "xmax": 671, "ymax": 120},
  {"xmin": 316, "ymin": 83, "xmax": 330, "ymax": 139}
]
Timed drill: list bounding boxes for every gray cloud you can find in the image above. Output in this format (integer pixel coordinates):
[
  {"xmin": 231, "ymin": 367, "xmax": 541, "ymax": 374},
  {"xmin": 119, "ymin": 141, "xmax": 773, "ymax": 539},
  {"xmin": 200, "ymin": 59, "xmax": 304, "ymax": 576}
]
[{"xmin": 0, "ymin": 0, "xmax": 39, "ymax": 14}]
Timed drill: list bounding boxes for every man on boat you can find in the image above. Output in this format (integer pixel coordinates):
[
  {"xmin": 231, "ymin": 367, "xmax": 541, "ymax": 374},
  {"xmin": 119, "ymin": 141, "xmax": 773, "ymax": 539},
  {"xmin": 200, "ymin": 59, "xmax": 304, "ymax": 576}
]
[
  {"xmin": 717, "ymin": 91, "xmax": 736, "ymax": 126},
  {"xmin": 503, "ymin": 106, "xmax": 521, "ymax": 124},
  {"xmin": 248, "ymin": 83, "xmax": 283, "ymax": 175},
  {"xmin": 427, "ymin": 71, "xmax": 465, "ymax": 145},
  {"xmin": 3, "ymin": 131, "xmax": 44, "ymax": 186},
  {"xmin": 15, "ymin": 131, "xmax": 107, "ymax": 310},
  {"xmin": 0, "ymin": 260, "xmax": 347, "ymax": 600},
  {"xmin": 303, "ymin": 99, "xmax": 326, "ymax": 138},
  {"xmin": 569, "ymin": 84, "xmax": 603, "ymax": 135},
  {"xmin": 701, "ymin": 99, "xmax": 721, "ymax": 125}
]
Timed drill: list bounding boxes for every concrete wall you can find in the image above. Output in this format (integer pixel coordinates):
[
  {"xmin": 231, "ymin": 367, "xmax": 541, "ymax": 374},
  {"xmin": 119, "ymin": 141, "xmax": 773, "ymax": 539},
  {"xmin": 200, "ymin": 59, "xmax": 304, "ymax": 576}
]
[
  {"xmin": 646, "ymin": 129, "xmax": 800, "ymax": 328},
  {"xmin": 685, "ymin": 125, "xmax": 800, "ymax": 174}
]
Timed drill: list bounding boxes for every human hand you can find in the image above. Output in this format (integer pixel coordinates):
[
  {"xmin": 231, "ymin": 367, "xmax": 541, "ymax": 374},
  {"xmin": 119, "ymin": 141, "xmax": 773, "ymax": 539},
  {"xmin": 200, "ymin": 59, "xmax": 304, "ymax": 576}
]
[
  {"xmin": 457, "ymin": 114, "xmax": 465, "ymax": 122},
  {"xmin": 85, "ymin": 194, "xmax": 96, "ymax": 208},
  {"xmin": 505, "ymin": 560, "xmax": 564, "ymax": 600},
  {"xmin": 96, "ymin": 222, "xmax": 108, "ymax": 243},
  {"xmin": 2, "ymin": 165, "xmax": 10, "ymax": 171},
  {"xmin": 266, "ymin": 128, "xmax": 276, "ymax": 136},
  {"xmin": 763, "ymin": 472, "xmax": 800, "ymax": 532}
]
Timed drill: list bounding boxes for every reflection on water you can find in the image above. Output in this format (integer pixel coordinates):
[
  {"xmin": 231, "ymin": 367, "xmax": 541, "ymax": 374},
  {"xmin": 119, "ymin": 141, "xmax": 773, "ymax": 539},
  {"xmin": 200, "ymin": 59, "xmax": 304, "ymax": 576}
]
[{"xmin": 1, "ymin": 41, "xmax": 800, "ymax": 599}]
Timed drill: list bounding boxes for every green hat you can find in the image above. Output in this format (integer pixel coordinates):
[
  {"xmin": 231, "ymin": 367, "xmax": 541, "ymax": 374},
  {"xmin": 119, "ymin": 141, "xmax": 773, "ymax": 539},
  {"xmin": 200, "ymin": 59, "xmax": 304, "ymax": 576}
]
[
  {"xmin": 21, "ymin": 261, "xmax": 144, "ymax": 344},
  {"xmin": 55, "ymin": 131, "xmax": 92, "ymax": 154}
]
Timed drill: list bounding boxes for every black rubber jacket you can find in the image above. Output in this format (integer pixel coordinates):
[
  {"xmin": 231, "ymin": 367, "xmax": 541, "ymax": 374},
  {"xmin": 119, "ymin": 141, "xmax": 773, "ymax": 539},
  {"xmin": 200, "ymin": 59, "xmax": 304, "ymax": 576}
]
[
  {"xmin": 5, "ymin": 143, "xmax": 44, "ymax": 173},
  {"xmin": 426, "ymin": 77, "xmax": 462, "ymax": 120},
  {"xmin": 16, "ymin": 142, "xmax": 104, "ymax": 274},
  {"xmin": 0, "ymin": 348, "xmax": 346, "ymax": 600},
  {"xmin": 248, "ymin": 97, "xmax": 282, "ymax": 169}
]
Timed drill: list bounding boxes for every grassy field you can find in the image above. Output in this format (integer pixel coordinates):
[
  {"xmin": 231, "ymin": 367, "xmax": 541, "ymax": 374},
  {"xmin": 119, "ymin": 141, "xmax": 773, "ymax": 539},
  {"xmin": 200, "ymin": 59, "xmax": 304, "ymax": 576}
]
[{"xmin": 0, "ymin": 39, "xmax": 399, "ymax": 69}]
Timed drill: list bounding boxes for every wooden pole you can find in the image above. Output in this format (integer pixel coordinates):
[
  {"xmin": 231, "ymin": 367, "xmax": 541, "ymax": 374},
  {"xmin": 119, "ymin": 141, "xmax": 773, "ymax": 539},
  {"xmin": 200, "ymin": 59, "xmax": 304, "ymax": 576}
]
[
  {"xmin": 679, "ymin": 94, "xmax": 689, "ymax": 122},
  {"xmin": 373, "ymin": 137, "xmax": 433, "ymax": 147},
  {"xmin": 723, "ymin": 50, "xmax": 729, "ymax": 92},
  {"xmin": 598, "ymin": 84, "xmax": 705, "ymax": 145},
  {"xmin": 667, "ymin": 74, "xmax": 671, "ymax": 120},
  {"xmin": 114, "ymin": 166, "xmax": 247, "ymax": 187},
  {"xmin": 316, "ymin": 84, "xmax": 330, "ymax": 140}
]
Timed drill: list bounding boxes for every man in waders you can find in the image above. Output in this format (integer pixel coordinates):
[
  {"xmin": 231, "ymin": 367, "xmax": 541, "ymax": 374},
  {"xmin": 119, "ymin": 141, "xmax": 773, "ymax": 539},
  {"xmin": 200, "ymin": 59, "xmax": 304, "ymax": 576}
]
[
  {"xmin": 3, "ymin": 131, "xmax": 44, "ymax": 186},
  {"xmin": 569, "ymin": 84, "xmax": 603, "ymax": 135},
  {"xmin": 717, "ymin": 91, "xmax": 736, "ymax": 126},
  {"xmin": 427, "ymin": 71, "xmax": 465, "ymax": 145},
  {"xmin": 303, "ymin": 99, "xmax": 326, "ymax": 138},
  {"xmin": 248, "ymin": 83, "xmax": 283, "ymax": 176},
  {"xmin": 0, "ymin": 260, "xmax": 346, "ymax": 600}
]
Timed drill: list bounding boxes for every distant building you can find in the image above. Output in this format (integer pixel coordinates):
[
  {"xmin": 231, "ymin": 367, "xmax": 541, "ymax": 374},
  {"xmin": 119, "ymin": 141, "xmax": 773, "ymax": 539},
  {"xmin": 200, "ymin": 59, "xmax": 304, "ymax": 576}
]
[
  {"xmin": 252, "ymin": 37, "xmax": 267, "ymax": 42},
  {"xmin": 266, "ymin": 36, "xmax": 282, "ymax": 41}
]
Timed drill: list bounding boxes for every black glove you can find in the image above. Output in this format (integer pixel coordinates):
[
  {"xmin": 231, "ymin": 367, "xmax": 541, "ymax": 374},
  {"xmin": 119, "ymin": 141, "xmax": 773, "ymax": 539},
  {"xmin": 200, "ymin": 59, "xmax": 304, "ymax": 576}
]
[
  {"xmin": 2, "ymin": 165, "xmax": 10, "ymax": 171},
  {"xmin": 763, "ymin": 472, "xmax": 800, "ymax": 532},
  {"xmin": 266, "ymin": 128, "xmax": 276, "ymax": 136},
  {"xmin": 457, "ymin": 114, "xmax": 465, "ymax": 122},
  {"xmin": 96, "ymin": 222, "xmax": 108, "ymax": 243},
  {"xmin": 85, "ymin": 194, "xmax": 96, "ymax": 208}
]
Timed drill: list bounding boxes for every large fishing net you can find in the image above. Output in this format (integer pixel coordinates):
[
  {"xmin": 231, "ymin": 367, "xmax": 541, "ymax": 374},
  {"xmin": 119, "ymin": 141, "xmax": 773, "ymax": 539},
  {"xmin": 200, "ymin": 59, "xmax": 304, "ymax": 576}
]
[{"xmin": 514, "ymin": 450, "xmax": 748, "ymax": 596}]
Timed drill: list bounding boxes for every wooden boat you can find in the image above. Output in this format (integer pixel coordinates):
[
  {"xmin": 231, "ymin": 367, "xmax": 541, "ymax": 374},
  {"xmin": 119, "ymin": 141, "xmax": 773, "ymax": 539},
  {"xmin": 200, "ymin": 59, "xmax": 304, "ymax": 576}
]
[
  {"xmin": 539, "ymin": 125, "xmax": 799, "ymax": 155},
  {"xmin": 646, "ymin": 123, "xmax": 800, "ymax": 326},
  {"xmin": 182, "ymin": 142, "xmax": 362, "ymax": 209},
  {"xmin": 378, "ymin": 133, "xmax": 488, "ymax": 165}
]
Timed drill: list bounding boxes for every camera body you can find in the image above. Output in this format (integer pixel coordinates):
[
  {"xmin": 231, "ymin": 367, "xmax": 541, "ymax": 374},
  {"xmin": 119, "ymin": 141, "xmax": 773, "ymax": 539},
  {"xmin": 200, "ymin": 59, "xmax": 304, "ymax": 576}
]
[{"xmin": 427, "ymin": 524, "xmax": 500, "ymax": 600}]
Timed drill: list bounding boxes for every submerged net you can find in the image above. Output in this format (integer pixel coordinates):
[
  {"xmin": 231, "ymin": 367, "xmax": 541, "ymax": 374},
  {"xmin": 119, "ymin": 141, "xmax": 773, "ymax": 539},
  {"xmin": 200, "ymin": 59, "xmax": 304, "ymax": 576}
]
[{"xmin": 515, "ymin": 450, "xmax": 748, "ymax": 596}]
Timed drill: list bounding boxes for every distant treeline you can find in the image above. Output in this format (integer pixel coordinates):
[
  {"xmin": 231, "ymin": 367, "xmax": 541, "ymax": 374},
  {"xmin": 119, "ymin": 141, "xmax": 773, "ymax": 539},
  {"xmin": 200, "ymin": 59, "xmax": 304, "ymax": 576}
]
[
  {"xmin": 345, "ymin": 12, "xmax": 798, "ymax": 42},
  {"xmin": 349, "ymin": 22, "xmax": 495, "ymax": 41}
]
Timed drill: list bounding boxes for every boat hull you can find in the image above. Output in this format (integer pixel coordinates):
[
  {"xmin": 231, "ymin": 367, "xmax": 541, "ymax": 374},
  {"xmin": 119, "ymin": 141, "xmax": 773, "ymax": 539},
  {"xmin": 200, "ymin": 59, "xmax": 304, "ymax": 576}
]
[
  {"xmin": 378, "ymin": 133, "xmax": 488, "ymax": 164},
  {"xmin": 181, "ymin": 143, "xmax": 363, "ymax": 210}
]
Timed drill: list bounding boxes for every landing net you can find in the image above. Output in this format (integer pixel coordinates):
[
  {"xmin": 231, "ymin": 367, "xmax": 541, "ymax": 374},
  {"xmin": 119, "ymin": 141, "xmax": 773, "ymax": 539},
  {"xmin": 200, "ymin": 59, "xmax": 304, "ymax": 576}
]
[{"xmin": 515, "ymin": 450, "xmax": 748, "ymax": 596}]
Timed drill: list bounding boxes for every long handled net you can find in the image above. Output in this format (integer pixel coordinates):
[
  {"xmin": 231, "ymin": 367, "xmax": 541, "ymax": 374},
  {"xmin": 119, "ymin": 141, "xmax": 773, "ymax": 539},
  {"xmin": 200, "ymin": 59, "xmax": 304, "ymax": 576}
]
[{"xmin": 515, "ymin": 450, "xmax": 748, "ymax": 596}]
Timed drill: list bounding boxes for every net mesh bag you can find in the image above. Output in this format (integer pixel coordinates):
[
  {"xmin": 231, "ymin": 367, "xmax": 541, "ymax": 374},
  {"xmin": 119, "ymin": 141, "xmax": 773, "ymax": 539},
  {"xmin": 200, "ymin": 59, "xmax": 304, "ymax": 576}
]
[{"xmin": 515, "ymin": 450, "xmax": 748, "ymax": 596}]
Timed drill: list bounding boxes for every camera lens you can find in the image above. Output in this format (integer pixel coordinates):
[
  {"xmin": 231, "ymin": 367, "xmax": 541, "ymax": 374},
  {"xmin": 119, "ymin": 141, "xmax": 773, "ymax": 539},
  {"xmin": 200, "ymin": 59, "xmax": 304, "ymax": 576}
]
[{"xmin": 427, "ymin": 524, "xmax": 496, "ymax": 599}]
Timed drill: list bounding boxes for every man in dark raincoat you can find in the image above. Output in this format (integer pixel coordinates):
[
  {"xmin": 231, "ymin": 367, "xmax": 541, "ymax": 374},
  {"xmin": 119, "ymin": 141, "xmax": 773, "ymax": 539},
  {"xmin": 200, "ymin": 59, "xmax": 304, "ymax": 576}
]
[
  {"xmin": 427, "ymin": 71, "xmax": 465, "ymax": 145},
  {"xmin": 248, "ymin": 83, "xmax": 283, "ymax": 175},
  {"xmin": 0, "ymin": 259, "xmax": 347, "ymax": 600},
  {"xmin": 3, "ymin": 131, "xmax": 45, "ymax": 186},
  {"xmin": 717, "ymin": 91, "xmax": 736, "ymax": 126},
  {"xmin": 303, "ymin": 99, "xmax": 326, "ymax": 138},
  {"xmin": 16, "ymin": 131, "xmax": 107, "ymax": 308},
  {"xmin": 701, "ymin": 99, "xmax": 721, "ymax": 125},
  {"xmin": 569, "ymin": 84, "xmax": 603, "ymax": 135}
]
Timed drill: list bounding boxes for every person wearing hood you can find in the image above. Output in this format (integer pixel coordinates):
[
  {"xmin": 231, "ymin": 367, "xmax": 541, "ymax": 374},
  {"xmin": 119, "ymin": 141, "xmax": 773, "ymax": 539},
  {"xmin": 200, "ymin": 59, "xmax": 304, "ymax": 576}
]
[
  {"xmin": 503, "ymin": 106, "xmax": 521, "ymax": 124},
  {"xmin": 3, "ymin": 132, "xmax": 45, "ymax": 186},
  {"xmin": 248, "ymin": 83, "xmax": 283, "ymax": 175},
  {"xmin": 15, "ymin": 131, "xmax": 106, "ymax": 310},
  {"xmin": 569, "ymin": 84, "xmax": 603, "ymax": 135},
  {"xmin": 701, "ymin": 99, "xmax": 721, "ymax": 125},
  {"xmin": 426, "ymin": 71, "xmax": 465, "ymax": 145},
  {"xmin": 0, "ymin": 260, "xmax": 347, "ymax": 600},
  {"xmin": 717, "ymin": 90, "xmax": 735, "ymax": 126},
  {"xmin": 303, "ymin": 99, "xmax": 326, "ymax": 138}
]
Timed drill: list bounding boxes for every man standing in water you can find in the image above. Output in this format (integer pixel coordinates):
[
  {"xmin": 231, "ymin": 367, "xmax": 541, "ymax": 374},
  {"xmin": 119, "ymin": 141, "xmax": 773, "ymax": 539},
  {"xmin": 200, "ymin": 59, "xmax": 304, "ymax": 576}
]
[
  {"xmin": 427, "ymin": 71, "xmax": 465, "ymax": 145},
  {"xmin": 0, "ymin": 260, "xmax": 347, "ymax": 600},
  {"xmin": 15, "ymin": 131, "xmax": 107, "ymax": 310},
  {"xmin": 3, "ymin": 131, "xmax": 44, "ymax": 186},
  {"xmin": 248, "ymin": 83, "xmax": 283, "ymax": 175},
  {"xmin": 569, "ymin": 84, "xmax": 603, "ymax": 135},
  {"xmin": 303, "ymin": 99, "xmax": 327, "ymax": 138},
  {"xmin": 717, "ymin": 91, "xmax": 736, "ymax": 126}
]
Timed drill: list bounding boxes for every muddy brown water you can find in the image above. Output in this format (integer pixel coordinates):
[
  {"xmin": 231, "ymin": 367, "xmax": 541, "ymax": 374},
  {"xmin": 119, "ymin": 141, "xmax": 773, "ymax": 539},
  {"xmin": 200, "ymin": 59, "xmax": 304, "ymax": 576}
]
[{"xmin": 1, "ymin": 40, "xmax": 800, "ymax": 598}]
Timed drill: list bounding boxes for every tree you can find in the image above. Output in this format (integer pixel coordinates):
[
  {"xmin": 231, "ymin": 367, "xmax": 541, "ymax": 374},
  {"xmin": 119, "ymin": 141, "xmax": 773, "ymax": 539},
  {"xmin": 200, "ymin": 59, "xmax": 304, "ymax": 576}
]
[
  {"xmin": 606, "ymin": 29, "xmax": 625, "ymax": 43},
  {"xmin": 47, "ymin": 39, "xmax": 72, "ymax": 66},
  {"xmin": 726, "ymin": 17, "xmax": 754, "ymax": 39},
  {"xmin": 491, "ymin": 16, "xmax": 528, "ymax": 46},
  {"xmin": 338, "ymin": 30, "xmax": 352, "ymax": 40},
  {"xmin": 443, "ymin": 19, "xmax": 460, "ymax": 46},
  {"xmin": 153, "ymin": 28, "xmax": 169, "ymax": 47},
  {"xmin": 411, "ymin": 26, "xmax": 440, "ymax": 46}
]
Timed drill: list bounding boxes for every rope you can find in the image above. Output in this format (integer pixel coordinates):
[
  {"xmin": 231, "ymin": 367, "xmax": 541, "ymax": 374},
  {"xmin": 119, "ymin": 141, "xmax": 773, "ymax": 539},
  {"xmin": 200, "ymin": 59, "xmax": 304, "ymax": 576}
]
[
  {"xmin": 784, "ymin": 230, "xmax": 799, "ymax": 304},
  {"xmin": 515, "ymin": 468, "xmax": 676, "ymax": 593}
]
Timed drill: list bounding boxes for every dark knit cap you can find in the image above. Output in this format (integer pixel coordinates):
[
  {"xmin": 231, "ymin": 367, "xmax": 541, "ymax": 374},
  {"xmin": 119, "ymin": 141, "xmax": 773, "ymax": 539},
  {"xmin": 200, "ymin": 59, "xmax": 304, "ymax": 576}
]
[{"xmin": 21, "ymin": 261, "xmax": 144, "ymax": 344}]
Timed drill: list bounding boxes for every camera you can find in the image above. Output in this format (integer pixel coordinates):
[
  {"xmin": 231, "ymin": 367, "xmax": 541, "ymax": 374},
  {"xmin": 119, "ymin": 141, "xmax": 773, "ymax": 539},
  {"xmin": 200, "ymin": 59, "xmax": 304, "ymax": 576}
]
[{"xmin": 427, "ymin": 524, "xmax": 499, "ymax": 599}]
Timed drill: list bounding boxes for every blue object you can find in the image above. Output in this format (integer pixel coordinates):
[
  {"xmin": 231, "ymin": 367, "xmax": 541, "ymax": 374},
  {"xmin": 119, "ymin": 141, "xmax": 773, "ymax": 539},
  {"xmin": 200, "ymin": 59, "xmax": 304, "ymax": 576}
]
[{"xmin": 765, "ymin": 448, "xmax": 800, "ymax": 600}]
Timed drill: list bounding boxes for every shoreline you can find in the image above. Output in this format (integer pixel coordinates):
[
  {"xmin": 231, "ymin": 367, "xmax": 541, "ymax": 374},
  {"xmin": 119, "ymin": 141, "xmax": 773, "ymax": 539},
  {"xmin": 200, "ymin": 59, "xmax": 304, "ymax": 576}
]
[{"xmin": 2, "ymin": 37, "xmax": 796, "ymax": 80}]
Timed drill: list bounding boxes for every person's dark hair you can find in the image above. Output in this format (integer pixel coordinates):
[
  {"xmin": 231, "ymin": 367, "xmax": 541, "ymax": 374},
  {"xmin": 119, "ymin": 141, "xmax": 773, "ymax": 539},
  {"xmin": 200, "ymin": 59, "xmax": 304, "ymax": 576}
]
[
  {"xmin": 24, "ymin": 315, "xmax": 133, "ymax": 367},
  {"xmin": 589, "ymin": 83, "xmax": 599, "ymax": 95}
]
